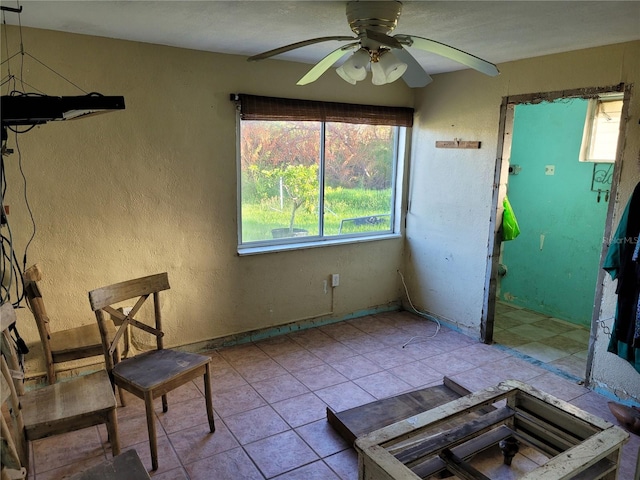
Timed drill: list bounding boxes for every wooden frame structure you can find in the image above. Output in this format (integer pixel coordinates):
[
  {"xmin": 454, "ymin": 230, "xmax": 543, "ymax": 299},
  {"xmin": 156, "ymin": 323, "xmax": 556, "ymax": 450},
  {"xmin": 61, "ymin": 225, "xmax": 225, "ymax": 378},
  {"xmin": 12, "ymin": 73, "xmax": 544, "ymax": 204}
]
[{"xmin": 355, "ymin": 380, "xmax": 629, "ymax": 480}]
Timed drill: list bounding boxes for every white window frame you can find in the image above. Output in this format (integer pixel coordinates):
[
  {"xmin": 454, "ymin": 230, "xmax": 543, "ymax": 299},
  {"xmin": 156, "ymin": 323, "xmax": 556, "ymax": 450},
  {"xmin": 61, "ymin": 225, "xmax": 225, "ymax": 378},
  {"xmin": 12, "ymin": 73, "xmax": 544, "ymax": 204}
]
[
  {"xmin": 579, "ymin": 93, "xmax": 624, "ymax": 163},
  {"xmin": 236, "ymin": 114, "xmax": 407, "ymax": 256}
]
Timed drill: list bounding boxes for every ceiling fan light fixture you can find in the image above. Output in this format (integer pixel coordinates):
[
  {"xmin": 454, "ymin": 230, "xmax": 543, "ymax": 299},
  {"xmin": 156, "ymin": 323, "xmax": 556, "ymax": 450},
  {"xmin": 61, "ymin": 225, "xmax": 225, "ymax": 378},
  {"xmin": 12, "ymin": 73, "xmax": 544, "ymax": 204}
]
[
  {"xmin": 370, "ymin": 60, "xmax": 386, "ymax": 86},
  {"xmin": 336, "ymin": 65, "xmax": 357, "ymax": 84},
  {"xmin": 336, "ymin": 48, "xmax": 369, "ymax": 84},
  {"xmin": 370, "ymin": 50, "xmax": 407, "ymax": 85}
]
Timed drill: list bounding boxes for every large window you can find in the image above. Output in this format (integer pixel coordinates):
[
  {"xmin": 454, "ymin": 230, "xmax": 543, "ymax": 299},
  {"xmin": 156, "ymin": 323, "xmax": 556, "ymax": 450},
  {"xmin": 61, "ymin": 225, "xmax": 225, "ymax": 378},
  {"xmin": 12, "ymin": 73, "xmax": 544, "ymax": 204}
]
[{"xmin": 235, "ymin": 95, "xmax": 412, "ymax": 251}]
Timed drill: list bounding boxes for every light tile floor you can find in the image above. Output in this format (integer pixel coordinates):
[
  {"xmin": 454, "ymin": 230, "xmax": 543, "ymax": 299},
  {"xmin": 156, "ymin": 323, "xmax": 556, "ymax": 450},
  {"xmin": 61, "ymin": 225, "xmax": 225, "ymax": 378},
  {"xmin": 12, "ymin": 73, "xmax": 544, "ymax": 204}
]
[
  {"xmin": 493, "ymin": 301, "xmax": 591, "ymax": 380},
  {"xmin": 29, "ymin": 310, "xmax": 639, "ymax": 479}
]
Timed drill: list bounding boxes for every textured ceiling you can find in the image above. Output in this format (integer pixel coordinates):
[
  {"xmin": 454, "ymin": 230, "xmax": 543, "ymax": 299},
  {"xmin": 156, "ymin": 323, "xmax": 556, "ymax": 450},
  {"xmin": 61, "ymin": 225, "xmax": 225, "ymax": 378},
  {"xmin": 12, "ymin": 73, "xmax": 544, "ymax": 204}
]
[{"xmin": 1, "ymin": 1, "xmax": 639, "ymax": 75}]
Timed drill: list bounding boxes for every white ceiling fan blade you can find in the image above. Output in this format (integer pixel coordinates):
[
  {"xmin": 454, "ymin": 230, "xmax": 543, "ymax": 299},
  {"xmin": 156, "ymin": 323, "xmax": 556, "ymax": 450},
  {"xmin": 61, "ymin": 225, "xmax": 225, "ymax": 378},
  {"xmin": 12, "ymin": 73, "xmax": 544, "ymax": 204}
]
[
  {"xmin": 297, "ymin": 43, "xmax": 359, "ymax": 86},
  {"xmin": 248, "ymin": 36, "xmax": 356, "ymax": 62},
  {"xmin": 396, "ymin": 34, "xmax": 500, "ymax": 77},
  {"xmin": 393, "ymin": 47, "xmax": 433, "ymax": 88}
]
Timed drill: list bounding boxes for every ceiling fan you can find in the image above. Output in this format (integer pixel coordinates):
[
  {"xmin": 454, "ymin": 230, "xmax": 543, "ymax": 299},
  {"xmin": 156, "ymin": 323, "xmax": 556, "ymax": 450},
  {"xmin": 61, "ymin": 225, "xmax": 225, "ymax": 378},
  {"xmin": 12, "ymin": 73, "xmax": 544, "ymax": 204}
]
[{"xmin": 247, "ymin": 1, "xmax": 500, "ymax": 88}]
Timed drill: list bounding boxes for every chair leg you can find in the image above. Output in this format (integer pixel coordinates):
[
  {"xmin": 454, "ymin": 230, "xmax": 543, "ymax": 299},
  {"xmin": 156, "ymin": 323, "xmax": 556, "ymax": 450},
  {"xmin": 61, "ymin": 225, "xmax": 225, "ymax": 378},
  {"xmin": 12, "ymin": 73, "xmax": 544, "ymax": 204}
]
[
  {"xmin": 124, "ymin": 324, "xmax": 131, "ymax": 358},
  {"xmin": 106, "ymin": 409, "xmax": 121, "ymax": 457},
  {"xmin": 112, "ymin": 347, "xmax": 126, "ymax": 408},
  {"xmin": 21, "ymin": 432, "xmax": 29, "ymax": 475},
  {"xmin": 204, "ymin": 362, "xmax": 215, "ymax": 433},
  {"xmin": 46, "ymin": 361, "xmax": 56, "ymax": 385},
  {"xmin": 144, "ymin": 392, "xmax": 158, "ymax": 471},
  {"xmin": 161, "ymin": 394, "xmax": 168, "ymax": 413},
  {"xmin": 117, "ymin": 387, "xmax": 127, "ymax": 408}
]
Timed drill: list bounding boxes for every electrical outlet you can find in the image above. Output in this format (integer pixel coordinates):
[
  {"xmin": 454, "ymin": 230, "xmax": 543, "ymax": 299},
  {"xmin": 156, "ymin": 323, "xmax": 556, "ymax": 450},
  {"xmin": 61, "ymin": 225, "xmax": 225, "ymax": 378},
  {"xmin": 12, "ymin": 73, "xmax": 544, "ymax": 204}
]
[
  {"xmin": 545, "ymin": 165, "xmax": 555, "ymax": 176},
  {"xmin": 331, "ymin": 273, "xmax": 340, "ymax": 287}
]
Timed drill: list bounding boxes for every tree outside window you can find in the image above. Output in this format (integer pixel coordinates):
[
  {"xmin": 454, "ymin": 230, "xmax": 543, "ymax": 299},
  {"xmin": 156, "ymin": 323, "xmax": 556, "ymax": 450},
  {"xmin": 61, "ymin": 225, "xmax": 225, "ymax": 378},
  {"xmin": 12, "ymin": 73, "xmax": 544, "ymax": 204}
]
[{"xmin": 239, "ymin": 120, "xmax": 399, "ymax": 246}]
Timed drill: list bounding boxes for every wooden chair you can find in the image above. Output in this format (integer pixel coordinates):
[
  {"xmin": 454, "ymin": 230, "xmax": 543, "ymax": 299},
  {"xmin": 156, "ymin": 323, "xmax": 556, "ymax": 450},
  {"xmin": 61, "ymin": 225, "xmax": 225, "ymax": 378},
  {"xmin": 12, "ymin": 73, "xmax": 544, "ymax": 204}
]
[
  {"xmin": 88, "ymin": 272, "xmax": 215, "ymax": 471},
  {"xmin": 1, "ymin": 369, "xmax": 27, "ymax": 480},
  {"xmin": 0, "ymin": 303, "xmax": 120, "ymax": 478},
  {"xmin": 23, "ymin": 264, "xmax": 121, "ymax": 385}
]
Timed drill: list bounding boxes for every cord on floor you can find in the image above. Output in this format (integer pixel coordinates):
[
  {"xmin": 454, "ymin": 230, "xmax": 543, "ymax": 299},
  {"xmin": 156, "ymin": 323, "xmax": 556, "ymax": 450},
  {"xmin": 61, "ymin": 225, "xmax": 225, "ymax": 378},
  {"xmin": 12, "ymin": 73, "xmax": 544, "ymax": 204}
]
[{"xmin": 397, "ymin": 270, "xmax": 441, "ymax": 348}]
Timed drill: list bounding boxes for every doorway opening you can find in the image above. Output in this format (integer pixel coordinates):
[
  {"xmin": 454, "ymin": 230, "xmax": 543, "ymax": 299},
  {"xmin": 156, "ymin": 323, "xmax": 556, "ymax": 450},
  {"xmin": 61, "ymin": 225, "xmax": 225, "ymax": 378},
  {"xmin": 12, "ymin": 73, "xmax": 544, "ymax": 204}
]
[{"xmin": 482, "ymin": 84, "xmax": 630, "ymax": 383}]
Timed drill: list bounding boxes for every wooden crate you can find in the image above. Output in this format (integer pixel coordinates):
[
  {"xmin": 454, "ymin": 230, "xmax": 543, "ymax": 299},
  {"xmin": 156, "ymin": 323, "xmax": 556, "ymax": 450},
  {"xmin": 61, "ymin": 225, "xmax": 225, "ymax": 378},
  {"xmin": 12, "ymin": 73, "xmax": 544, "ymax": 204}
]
[{"xmin": 355, "ymin": 380, "xmax": 629, "ymax": 480}]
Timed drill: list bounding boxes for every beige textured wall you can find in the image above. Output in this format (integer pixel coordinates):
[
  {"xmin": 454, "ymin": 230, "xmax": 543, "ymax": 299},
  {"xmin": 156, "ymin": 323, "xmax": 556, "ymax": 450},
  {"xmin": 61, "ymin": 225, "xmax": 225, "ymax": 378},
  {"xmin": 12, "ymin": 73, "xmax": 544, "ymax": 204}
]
[
  {"xmin": 3, "ymin": 26, "xmax": 638, "ymax": 401},
  {"xmin": 407, "ymin": 41, "xmax": 640, "ymax": 401},
  {"xmin": 1, "ymin": 26, "xmax": 413, "ymax": 351}
]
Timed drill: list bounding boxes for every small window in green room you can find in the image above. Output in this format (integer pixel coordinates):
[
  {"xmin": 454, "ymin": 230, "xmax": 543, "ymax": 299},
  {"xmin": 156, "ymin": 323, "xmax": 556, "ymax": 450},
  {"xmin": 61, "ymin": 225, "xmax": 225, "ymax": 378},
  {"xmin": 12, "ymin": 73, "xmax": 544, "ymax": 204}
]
[
  {"xmin": 579, "ymin": 93, "xmax": 623, "ymax": 163},
  {"xmin": 234, "ymin": 94, "xmax": 413, "ymax": 253}
]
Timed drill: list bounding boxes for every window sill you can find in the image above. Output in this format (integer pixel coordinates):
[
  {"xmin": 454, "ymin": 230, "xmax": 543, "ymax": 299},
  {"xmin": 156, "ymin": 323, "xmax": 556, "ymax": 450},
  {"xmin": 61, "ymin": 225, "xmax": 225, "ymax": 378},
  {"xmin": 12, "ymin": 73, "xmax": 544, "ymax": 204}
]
[{"xmin": 237, "ymin": 233, "xmax": 402, "ymax": 256}]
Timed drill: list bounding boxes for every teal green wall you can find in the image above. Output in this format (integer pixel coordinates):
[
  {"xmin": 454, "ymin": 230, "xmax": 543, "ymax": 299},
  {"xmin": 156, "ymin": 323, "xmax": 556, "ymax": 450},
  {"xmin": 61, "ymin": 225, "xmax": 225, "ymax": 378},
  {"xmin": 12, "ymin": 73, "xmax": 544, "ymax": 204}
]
[{"xmin": 500, "ymin": 99, "xmax": 610, "ymax": 326}]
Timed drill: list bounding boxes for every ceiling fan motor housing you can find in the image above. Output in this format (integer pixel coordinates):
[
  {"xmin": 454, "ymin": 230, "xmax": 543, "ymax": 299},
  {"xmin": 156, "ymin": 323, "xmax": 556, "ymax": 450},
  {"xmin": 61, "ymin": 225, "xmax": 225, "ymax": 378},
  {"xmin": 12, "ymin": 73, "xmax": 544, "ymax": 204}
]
[{"xmin": 346, "ymin": 1, "xmax": 402, "ymax": 35}]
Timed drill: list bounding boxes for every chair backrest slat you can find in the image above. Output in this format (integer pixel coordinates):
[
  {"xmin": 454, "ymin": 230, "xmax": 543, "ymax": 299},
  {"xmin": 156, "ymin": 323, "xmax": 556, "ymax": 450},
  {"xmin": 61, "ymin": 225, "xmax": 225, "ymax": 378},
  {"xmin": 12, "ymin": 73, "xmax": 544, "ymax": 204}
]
[
  {"xmin": 153, "ymin": 291, "xmax": 163, "ymax": 350},
  {"xmin": 1, "ymin": 371, "xmax": 24, "ymax": 472},
  {"xmin": 23, "ymin": 282, "xmax": 53, "ymax": 339},
  {"xmin": 1, "ymin": 305, "xmax": 29, "ymax": 470},
  {"xmin": 1, "ymin": 364, "xmax": 11, "ymax": 404},
  {"xmin": 0, "ymin": 304, "xmax": 25, "ymax": 397},
  {"xmin": 88, "ymin": 273, "xmax": 170, "ymax": 311},
  {"xmin": 22, "ymin": 272, "xmax": 56, "ymax": 384},
  {"xmin": 89, "ymin": 273, "xmax": 171, "ymax": 371},
  {"xmin": 23, "ymin": 265, "xmax": 51, "ymax": 341}
]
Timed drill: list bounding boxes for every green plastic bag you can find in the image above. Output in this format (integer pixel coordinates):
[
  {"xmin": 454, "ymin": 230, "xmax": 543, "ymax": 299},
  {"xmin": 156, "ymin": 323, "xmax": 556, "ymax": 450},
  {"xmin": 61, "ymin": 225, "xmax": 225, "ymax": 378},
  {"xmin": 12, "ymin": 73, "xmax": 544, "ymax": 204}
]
[{"xmin": 502, "ymin": 196, "xmax": 521, "ymax": 241}]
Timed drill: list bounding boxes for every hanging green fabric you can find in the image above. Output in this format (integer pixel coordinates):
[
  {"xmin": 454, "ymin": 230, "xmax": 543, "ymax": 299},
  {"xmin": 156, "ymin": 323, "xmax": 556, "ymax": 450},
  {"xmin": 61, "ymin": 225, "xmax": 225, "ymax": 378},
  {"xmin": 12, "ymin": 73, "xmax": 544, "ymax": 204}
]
[{"xmin": 502, "ymin": 196, "xmax": 521, "ymax": 241}]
